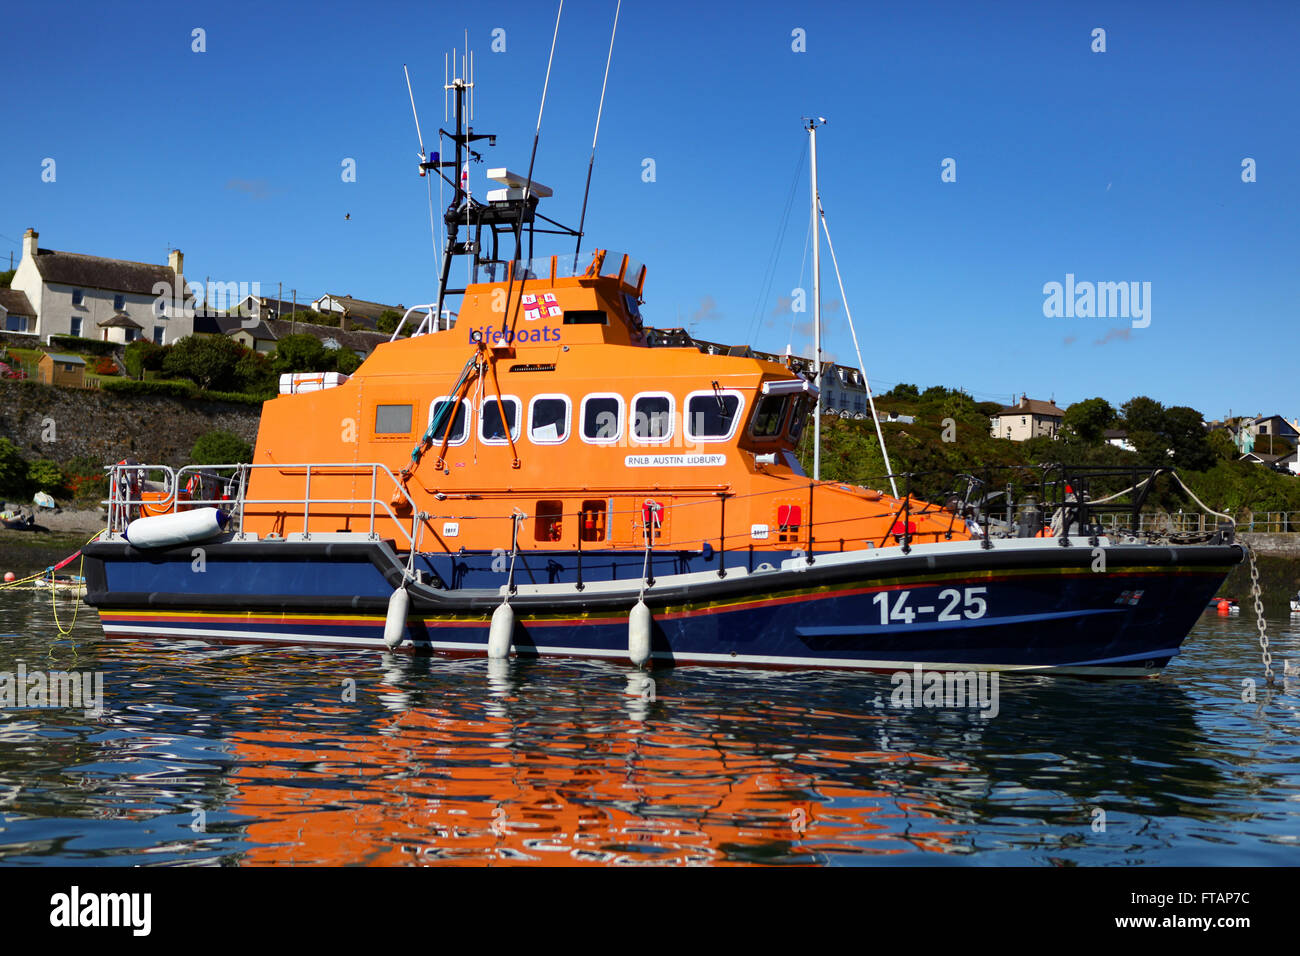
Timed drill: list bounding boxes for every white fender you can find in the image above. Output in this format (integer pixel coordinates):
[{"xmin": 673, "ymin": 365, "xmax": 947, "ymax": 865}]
[
  {"xmin": 125, "ymin": 507, "xmax": 228, "ymax": 549},
  {"xmin": 628, "ymin": 599, "xmax": 651, "ymax": 667},
  {"xmin": 488, "ymin": 602, "xmax": 514, "ymax": 659},
  {"xmin": 384, "ymin": 585, "xmax": 410, "ymax": 649}
]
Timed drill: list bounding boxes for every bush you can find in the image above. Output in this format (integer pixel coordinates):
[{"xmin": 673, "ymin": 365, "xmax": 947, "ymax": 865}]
[
  {"xmin": 26, "ymin": 459, "xmax": 66, "ymax": 495},
  {"xmin": 191, "ymin": 429, "xmax": 253, "ymax": 466},
  {"xmin": 124, "ymin": 340, "xmax": 168, "ymax": 379},
  {"xmin": 198, "ymin": 389, "xmax": 271, "ymax": 405},
  {"xmin": 91, "ymin": 356, "xmax": 120, "ymax": 376},
  {"xmin": 163, "ymin": 335, "xmax": 246, "ymax": 390},
  {"xmin": 233, "ymin": 349, "xmax": 276, "ymax": 396},
  {"xmin": 100, "ymin": 378, "xmax": 196, "ymax": 399},
  {"xmin": 47, "ymin": 335, "xmax": 118, "ymax": 356},
  {"xmin": 0, "ymin": 437, "xmax": 27, "ymax": 496},
  {"xmin": 64, "ymin": 456, "xmax": 108, "ymax": 502},
  {"xmin": 282, "ymin": 310, "xmax": 340, "ymax": 328}
]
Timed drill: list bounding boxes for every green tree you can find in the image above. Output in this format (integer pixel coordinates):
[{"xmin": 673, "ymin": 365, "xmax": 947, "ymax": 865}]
[
  {"xmin": 1163, "ymin": 405, "xmax": 1214, "ymax": 471},
  {"xmin": 886, "ymin": 383, "xmax": 919, "ymax": 401},
  {"xmin": 163, "ymin": 335, "xmax": 245, "ymax": 390},
  {"xmin": 124, "ymin": 340, "xmax": 168, "ymax": 379},
  {"xmin": 26, "ymin": 459, "xmax": 66, "ymax": 495},
  {"xmin": 376, "ymin": 310, "xmax": 403, "ymax": 335},
  {"xmin": 0, "ymin": 437, "xmax": 28, "ymax": 496},
  {"xmin": 191, "ymin": 429, "xmax": 253, "ymax": 466},
  {"xmin": 331, "ymin": 349, "xmax": 362, "ymax": 375},
  {"xmin": 233, "ymin": 349, "xmax": 276, "ymax": 395},
  {"xmin": 1121, "ymin": 396, "xmax": 1165, "ymax": 434},
  {"xmin": 0, "ymin": 267, "xmax": 15, "ymax": 288},
  {"xmin": 1062, "ymin": 397, "xmax": 1115, "ymax": 443},
  {"xmin": 270, "ymin": 334, "xmax": 330, "ymax": 374}
]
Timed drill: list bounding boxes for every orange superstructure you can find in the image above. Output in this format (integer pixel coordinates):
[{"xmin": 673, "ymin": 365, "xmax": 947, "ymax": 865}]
[{"xmin": 243, "ymin": 250, "xmax": 969, "ymax": 559}]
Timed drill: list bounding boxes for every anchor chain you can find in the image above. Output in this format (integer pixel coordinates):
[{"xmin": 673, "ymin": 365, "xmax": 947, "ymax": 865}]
[{"xmin": 1245, "ymin": 544, "xmax": 1274, "ymax": 686}]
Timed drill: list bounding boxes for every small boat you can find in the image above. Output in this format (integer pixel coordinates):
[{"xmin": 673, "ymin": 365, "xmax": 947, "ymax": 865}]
[
  {"xmin": 1290, "ymin": 592, "xmax": 1299, "ymax": 613},
  {"xmin": 79, "ymin": 36, "xmax": 1242, "ymax": 677}
]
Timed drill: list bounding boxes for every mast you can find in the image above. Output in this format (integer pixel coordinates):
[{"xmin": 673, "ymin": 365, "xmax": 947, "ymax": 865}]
[{"xmin": 806, "ymin": 117, "xmax": 826, "ymax": 481}]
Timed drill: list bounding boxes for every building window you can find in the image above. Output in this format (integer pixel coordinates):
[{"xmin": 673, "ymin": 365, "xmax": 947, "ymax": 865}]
[
  {"xmin": 528, "ymin": 395, "xmax": 570, "ymax": 444},
  {"xmin": 480, "ymin": 396, "xmax": 521, "ymax": 444},
  {"xmin": 71, "ymin": 289, "xmax": 84, "ymax": 306},
  {"xmin": 153, "ymin": 327, "xmax": 164, "ymax": 345},
  {"xmin": 69, "ymin": 317, "xmax": 82, "ymax": 337},
  {"xmin": 124, "ymin": 328, "xmax": 137, "ymax": 343},
  {"xmin": 113, "ymin": 294, "xmax": 125, "ymax": 311}
]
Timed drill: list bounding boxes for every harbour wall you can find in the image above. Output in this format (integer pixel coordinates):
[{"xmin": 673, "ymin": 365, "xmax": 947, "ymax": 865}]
[
  {"xmin": 1238, "ymin": 533, "xmax": 1300, "ymax": 559},
  {"xmin": 0, "ymin": 380, "xmax": 261, "ymax": 469}
]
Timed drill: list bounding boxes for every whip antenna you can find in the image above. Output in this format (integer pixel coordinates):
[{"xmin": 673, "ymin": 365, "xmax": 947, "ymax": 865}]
[
  {"xmin": 574, "ymin": 0, "xmax": 621, "ymax": 262},
  {"xmin": 403, "ymin": 64, "xmax": 427, "ymax": 165},
  {"xmin": 501, "ymin": 0, "xmax": 564, "ymax": 336}
]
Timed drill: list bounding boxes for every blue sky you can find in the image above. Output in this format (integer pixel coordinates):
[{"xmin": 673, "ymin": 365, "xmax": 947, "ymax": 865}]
[{"xmin": 3, "ymin": 0, "xmax": 1296, "ymax": 420}]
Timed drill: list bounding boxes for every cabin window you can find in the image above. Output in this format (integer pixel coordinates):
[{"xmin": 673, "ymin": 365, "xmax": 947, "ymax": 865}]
[
  {"xmin": 751, "ymin": 395, "xmax": 788, "ymax": 438},
  {"xmin": 375, "ymin": 404, "xmax": 413, "ymax": 434},
  {"xmin": 685, "ymin": 389, "xmax": 744, "ymax": 442},
  {"xmin": 787, "ymin": 395, "xmax": 811, "ymax": 441},
  {"xmin": 428, "ymin": 397, "xmax": 470, "ymax": 445},
  {"xmin": 562, "ymin": 310, "xmax": 608, "ymax": 325},
  {"xmin": 480, "ymin": 395, "xmax": 521, "ymax": 443},
  {"xmin": 580, "ymin": 499, "xmax": 607, "ymax": 542},
  {"xmin": 534, "ymin": 499, "xmax": 564, "ymax": 542},
  {"xmin": 581, "ymin": 394, "xmax": 623, "ymax": 444},
  {"xmin": 529, "ymin": 395, "xmax": 570, "ymax": 444},
  {"xmin": 631, "ymin": 392, "xmax": 674, "ymax": 443}
]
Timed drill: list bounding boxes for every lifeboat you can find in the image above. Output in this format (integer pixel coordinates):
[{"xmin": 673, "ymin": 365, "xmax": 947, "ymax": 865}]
[{"xmin": 81, "ymin": 52, "xmax": 1242, "ymax": 677}]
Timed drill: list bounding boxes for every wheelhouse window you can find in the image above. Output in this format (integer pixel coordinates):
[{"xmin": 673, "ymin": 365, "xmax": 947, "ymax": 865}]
[
  {"xmin": 529, "ymin": 395, "xmax": 570, "ymax": 444},
  {"xmin": 751, "ymin": 394, "xmax": 789, "ymax": 438},
  {"xmin": 374, "ymin": 404, "xmax": 413, "ymax": 435},
  {"xmin": 685, "ymin": 389, "xmax": 744, "ymax": 442},
  {"xmin": 480, "ymin": 395, "xmax": 521, "ymax": 443},
  {"xmin": 631, "ymin": 392, "xmax": 674, "ymax": 443},
  {"xmin": 581, "ymin": 394, "xmax": 623, "ymax": 444},
  {"xmin": 428, "ymin": 397, "xmax": 470, "ymax": 445},
  {"xmin": 787, "ymin": 395, "xmax": 812, "ymax": 441}
]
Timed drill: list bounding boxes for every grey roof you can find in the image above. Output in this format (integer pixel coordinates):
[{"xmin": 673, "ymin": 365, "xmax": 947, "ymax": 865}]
[
  {"xmin": 0, "ymin": 288, "xmax": 35, "ymax": 316},
  {"xmin": 31, "ymin": 247, "xmax": 178, "ymax": 296},
  {"xmin": 226, "ymin": 320, "xmax": 278, "ymax": 342},
  {"xmin": 317, "ymin": 294, "xmax": 404, "ymax": 327},
  {"xmin": 996, "ymin": 397, "xmax": 1066, "ymax": 418},
  {"xmin": 43, "ymin": 352, "xmax": 86, "ymax": 365},
  {"xmin": 97, "ymin": 312, "xmax": 144, "ymax": 329},
  {"xmin": 266, "ymin": 318, "xmax": 389, "ymax": 354}
]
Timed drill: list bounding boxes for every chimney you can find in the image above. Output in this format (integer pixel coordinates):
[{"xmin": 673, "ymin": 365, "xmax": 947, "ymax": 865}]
[
  {"xmin": 339, "ymin": 311, "xmax": 350, "ymax": 332},
  {"xmin": 22, "ymin": 228, "xmax": 38, "ymax": 259},
  {"xmin": 168, "ymin": 248, "xmax": 184, "ymax": 277}
]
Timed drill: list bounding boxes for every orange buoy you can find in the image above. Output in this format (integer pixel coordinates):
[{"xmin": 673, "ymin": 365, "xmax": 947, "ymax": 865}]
[
  {"xmin": 1216, "ymin": 599, "xmax": 1231, "ymax": 615},
  {"xmin": 2, "ymin": 572, "xmax": 13, "ymax": 582}
]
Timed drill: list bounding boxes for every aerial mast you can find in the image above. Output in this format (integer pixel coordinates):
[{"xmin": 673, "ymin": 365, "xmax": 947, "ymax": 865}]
[{"xmin": 806, "ymin": 117, "xmax": 826, "ymax": 481}]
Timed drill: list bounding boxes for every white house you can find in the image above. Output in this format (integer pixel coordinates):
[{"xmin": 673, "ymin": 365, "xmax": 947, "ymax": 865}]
[
  {"xmin": 990, "ymin": 396, "xmax": 1065, "ymax": 441},
  {"xmin": 8, "ymin": 228, "xmax": 194, "ymax": 345},
  {"xmin": 311, "ymin": 293, "xmax": 405, "ymax": 330}
]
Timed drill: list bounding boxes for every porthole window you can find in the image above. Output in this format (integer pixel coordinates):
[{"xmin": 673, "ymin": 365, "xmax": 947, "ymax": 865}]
[
  {"xmin": 581, "ymin": 393, "xmax": 624, "ymax": 444},
  {"xmin": 631, "ymin": 392, "xmax": 674, "ymax": 443},
  {"xmin": 529, "ymin": 394, "xmax": 571, "ymax": 444},
  {"xmin": 685, "ymin": 389, "xmax": 744, "ymax": 442},
  {"xmin": 479, "ymin": 396, "xmax": 522, "ymax": 444},
  {"xmin": 428, "ymin": 397, "xmax": 470, "ymax": 445}
]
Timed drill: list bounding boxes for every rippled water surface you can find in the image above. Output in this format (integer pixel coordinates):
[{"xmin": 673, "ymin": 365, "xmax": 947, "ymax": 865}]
[{"xmin": 0, "ymin": 591, "xmax": 1297, "ymax": 865}]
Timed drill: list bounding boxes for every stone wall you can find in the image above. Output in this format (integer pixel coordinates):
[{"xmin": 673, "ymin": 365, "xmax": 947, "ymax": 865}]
[
  {"xmin": 1238, "ymin": 533, "xmax": 1300, "ymax": 559},
  {"xmin": 0, "ymin": 379, "xmax": 261, "ymax": 468}
]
